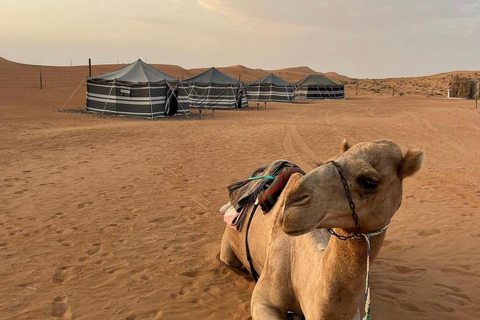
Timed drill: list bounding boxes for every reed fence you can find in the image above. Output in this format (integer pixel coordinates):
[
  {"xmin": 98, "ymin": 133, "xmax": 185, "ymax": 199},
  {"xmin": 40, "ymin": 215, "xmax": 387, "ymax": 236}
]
[
  {"xmin": 0, "ymin": 66, "xmax": 120, "ymax": 89},
  {"xmin": 450, "ymin": 75, "xmax": 479, "ymax": 99}
]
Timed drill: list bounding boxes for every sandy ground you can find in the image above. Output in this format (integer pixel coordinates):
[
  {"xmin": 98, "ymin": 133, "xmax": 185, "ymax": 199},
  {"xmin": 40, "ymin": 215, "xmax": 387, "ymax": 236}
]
[{"xmin": 1, "ymin": 87, "xmax": 480, "ymax": 320}]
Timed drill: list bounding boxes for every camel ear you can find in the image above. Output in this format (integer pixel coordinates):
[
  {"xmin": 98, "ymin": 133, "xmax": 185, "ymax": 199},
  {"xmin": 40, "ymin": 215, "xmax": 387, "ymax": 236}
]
[
  {"xmin": 342, "ymin": 139, "xmax": 350, "ymax": 152},
  {"xmin": 398, "ymin": 149, "xmax": 424, "ymax": 179}
]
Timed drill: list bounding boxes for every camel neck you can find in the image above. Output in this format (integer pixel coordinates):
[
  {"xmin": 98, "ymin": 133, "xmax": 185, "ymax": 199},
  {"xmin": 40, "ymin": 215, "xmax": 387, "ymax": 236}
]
[{"xmin": 317, "ymin": 228, "xmax": 386, "ymax": 319}]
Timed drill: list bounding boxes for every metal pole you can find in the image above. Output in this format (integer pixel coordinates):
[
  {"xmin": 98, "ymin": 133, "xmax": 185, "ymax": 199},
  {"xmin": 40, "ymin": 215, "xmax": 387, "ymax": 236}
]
[
  {"xmin": 88, "ymin": 58, "xmax": 92, "ymax": 77},
  {"xmin": 39, "ymin": 72, "xmax": 43, "ymax": 89}
]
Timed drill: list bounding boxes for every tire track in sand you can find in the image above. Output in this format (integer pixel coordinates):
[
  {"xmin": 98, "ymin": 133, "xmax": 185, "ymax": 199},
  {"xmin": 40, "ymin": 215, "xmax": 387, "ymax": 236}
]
[
  {"xmin": 282, "ymin": 109, "xmax": 319, "ymax": 171},
  {"xmin": 282, "ymin": 105, "xmax": 353, "ymax": 172}
]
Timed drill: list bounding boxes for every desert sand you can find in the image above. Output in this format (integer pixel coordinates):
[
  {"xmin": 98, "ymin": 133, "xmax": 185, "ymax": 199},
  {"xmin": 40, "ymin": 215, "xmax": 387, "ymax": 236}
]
[{"xmin": 1, "ymin": 60, "xmax": 480, "ymax": 320}]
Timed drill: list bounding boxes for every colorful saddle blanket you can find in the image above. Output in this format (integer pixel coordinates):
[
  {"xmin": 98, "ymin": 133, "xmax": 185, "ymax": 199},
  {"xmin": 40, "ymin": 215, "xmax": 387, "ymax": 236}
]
[{"xmin": 220, "ymin": 160, "xmax": 305, "ymax": 231}]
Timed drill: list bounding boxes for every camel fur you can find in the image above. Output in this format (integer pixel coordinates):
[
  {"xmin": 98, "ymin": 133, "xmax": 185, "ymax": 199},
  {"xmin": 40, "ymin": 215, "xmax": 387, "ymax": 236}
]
[{"xmin": 220, "ymin": 139, "xmax": 424, "ymax": 320}]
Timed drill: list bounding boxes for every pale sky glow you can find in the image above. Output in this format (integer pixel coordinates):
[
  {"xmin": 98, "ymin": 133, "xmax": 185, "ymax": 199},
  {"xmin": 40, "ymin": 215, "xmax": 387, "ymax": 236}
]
[{"xmin": 1, "ymin": 0, "xmax": 479, "ymax": 78}]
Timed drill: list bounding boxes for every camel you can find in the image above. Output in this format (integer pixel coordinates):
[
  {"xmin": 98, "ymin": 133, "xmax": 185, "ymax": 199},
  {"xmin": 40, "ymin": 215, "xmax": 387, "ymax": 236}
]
[{"xmin": 220, "ymin": 139, "xmax": 424, "ymax": 320}]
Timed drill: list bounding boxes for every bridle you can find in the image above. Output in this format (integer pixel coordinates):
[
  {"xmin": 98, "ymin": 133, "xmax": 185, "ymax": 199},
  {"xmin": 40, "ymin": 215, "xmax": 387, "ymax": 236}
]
[
  {"xmin": 325, "ymin": 160, "xmax": 390, "ymax": 239},
  {"xmin": 325, "ymin": 160, "xmax": 390, "ymax": 320},
  {"xmin": 326, "ymin": 160, "xmax": 363, "ymax": 240}
]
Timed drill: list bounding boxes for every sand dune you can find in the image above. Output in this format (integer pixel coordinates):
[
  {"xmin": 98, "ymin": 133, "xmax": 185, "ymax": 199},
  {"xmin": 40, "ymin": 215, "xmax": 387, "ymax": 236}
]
[{"xmin": 1, "ymin": 81, "xmax": 479, "ymax": 319}]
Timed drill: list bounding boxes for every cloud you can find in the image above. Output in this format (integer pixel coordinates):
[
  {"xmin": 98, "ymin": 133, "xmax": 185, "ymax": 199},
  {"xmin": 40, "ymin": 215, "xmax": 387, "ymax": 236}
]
[{"xmin": 1, "ymin": 0, "xmax": 479, "ymax": 77}]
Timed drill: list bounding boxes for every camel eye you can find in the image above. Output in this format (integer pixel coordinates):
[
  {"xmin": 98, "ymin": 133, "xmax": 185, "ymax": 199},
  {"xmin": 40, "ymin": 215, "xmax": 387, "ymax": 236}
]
[{"xmin": 357, "ymin": 176, "xmax": 379, "ymax": 193}]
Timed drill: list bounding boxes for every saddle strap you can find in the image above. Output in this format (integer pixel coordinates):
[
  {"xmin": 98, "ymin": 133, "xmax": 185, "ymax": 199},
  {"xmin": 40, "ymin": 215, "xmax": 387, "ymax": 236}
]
[{"xmin": 245, "ymin": 199, "xmax": 260, "ymax": 282}]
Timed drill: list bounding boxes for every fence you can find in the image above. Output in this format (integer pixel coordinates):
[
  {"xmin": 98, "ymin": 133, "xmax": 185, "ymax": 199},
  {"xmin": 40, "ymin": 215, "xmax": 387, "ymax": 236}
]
[{"xmin": 0, "ymin": 65, "xmax": 122, "ymax": 89}]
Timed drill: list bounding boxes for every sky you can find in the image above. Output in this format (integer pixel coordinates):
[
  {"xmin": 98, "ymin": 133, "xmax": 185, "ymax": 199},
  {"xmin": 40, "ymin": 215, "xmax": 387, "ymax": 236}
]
[{"xmin": 1, "ymin": 0, "xmax": 479, "ymax": 78}]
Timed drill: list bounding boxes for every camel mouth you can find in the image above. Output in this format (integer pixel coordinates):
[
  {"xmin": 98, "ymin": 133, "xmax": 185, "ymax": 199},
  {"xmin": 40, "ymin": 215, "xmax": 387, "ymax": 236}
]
[
  {"xmin": 285, "ymin": 194, "xmax": 311, "ymax": 210},
  {"xmin": 283, "ymin": 227, "xmax": 313, "ymax": 236},
  {"xmin": 281, "ymin": 216, "xmax": 324, "ymax": 237}
]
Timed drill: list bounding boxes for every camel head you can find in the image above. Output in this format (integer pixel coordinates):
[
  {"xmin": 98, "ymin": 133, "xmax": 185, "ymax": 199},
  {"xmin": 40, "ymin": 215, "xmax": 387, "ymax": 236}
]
[{"xmin": 282, "ymin": 139, "xmax": 424, "ymax": 236}]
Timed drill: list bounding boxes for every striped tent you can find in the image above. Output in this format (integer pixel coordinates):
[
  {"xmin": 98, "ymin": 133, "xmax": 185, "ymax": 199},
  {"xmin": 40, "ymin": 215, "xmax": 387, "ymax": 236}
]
[
  {"xmin": 247, "ymin": 73, "xmax": 295, "ymax": 103},
  {"xmin": 295, "ymin": 74, "xmax": 345, "ymax": 100},
  {"xmin": 182, "ymin": 67, "xmax": 248, "ymax": 110},
  {"xmin": 86, "ymin": 59, "xmax": 189, "ymax": 119}
]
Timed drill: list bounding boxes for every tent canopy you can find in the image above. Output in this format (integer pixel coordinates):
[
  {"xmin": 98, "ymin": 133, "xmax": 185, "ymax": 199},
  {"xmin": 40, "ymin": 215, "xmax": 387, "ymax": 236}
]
[
  {"xmin": 249, "ymin": 73, "xmax": 292, "ymax": 86},
  {"xmin": 88, "ymin": 59, "xmax": 177, "ymax": 84},
  {"xmin": 183, "ymin": 67, "xmax": 240, "ymax": 85},
  {"xmin": 182, "ymin": 67, "xmax": 247, "ymax": 109},
  {"xmin": 296, "ymin": 74, "xmax": 340, "ymax": 86},
  {"xmin": 86, "ymin": 60, "xmax": 189, "ymax": 119},
  {"xmin": 247, "ymin": 73, "xmax": 295, "ymax": 103},
  {"xmin": 295, "ymin": 74, "xmax": 345, "ymax": 100}
]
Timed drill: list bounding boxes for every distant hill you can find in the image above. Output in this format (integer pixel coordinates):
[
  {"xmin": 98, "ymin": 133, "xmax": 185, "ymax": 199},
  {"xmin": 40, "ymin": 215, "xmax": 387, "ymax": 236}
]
[
  {"xmin": 0, "ymin": 57, "xmax": 346, "ymax": 84},
  {"xmin": 1, "ymin": 57, "xmax": 478, "ymax": 96}
]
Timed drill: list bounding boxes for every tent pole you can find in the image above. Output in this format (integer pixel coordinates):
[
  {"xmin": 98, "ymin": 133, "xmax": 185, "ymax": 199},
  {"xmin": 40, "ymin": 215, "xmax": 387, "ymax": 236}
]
[
  {"xmin": 270, "ymin": 83, "xmax": 273, "ymax": 103},
  {"xmin": 324, "ymin": 84, "xmax": 331, "ymax": 100},
  {"xmin": 170, "ymin": 81, "xmax": 190, "ymax": 119},
  {"xmin": 188, "ymin": 83, "xmax": 203, "ymax": 117},
  {"xmin": 148, "ymin": 81, "xmax": 154, "ymax": 120},
  {"xmin": 165, "ymin": 82, "xmax": 172, "ymax": 116},
  {"xmin": 84, "ymin": 77, "xmax": 88, "ymax": 110},
  {"xmin": 207, "ymin": 82, "xmax": 213, "ymax": 116},
  {"xmin": 101, "ymin": 80, "xmax": 115, "ymax": 117},
  {"xmin": 258, "ymin": 83, "xmax": 261, "ymax": 105},
  {"xmin": 231, "ymin": 85, "xmax": 239, "ymax": 111}
]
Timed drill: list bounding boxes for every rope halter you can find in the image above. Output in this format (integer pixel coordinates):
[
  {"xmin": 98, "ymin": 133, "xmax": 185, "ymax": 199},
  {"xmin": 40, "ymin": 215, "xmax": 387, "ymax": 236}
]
[{"xmin": 325, "ymin": 160, "xmax": 390, "ymax": 320}]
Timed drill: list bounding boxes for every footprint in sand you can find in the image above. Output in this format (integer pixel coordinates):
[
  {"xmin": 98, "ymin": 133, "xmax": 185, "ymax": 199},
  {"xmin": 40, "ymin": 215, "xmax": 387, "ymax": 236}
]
[
  {"xmin": 97, "ymin": 224, "xmax": 118, "ymax": 234},
  {"xmin": 425, "ymin": 301, "xmax": 455, "ymax": 313},
  {"xmin": 385, "ymin": 286, "xmax": 407, "ymax": 294},
  {"xmin": 52, "ymin": 266, "xmax": 81, "ymax": 284},
  {"xmin": 87, "ymin": 243, "xmax": 103, "ymax": 256},
  {"xmin": 57, "ymin": 239, "xmax": 74, "ymax": 247},
  {"xmin": 51, "ymin": 296, "xmax": 73, "ymax": 319},
  {"xmin": 77, "ymin": 201, "xmax": 93, "ymax": 209},
  {"xmin": 416, "ymin": 229, "xmax": 441, "ymax": 236},
  {"xmin": 170, "ymin": 281, "xmax": 199, "ymax": 300},
  {"xmin": 396, "ymin": 300, "xmax": 428, "ymax": 315},
  {"xmin": 125, "ymin": 309, "xmax": 163, "ymax": 320},
  {"xmin": 4, "ymin": 177, "xmax": 20, "ymax": 182},
  {"xmin": 131, "ymin": 269, "xmax": 152, "ymax": 281},
  {"xmin": 47, "ymin": 212, "xmax": 64, "ymax": 221},
  {"xmin": 149, "ymin": 217, "xmax": 169, "ymax": 224},
  {"xmin": 79, "ymin": 243, "xmax": 103, "ymax": 262}
]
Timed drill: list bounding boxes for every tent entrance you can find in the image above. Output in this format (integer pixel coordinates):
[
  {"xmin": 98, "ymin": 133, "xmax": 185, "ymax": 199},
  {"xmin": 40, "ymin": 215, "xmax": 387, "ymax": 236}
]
[
  {"xmin": 236, "ymin": 92, "xmax": 242, "ymax": 108},
  {"xmin": 167, "ymin": 89, "xmax": 179, "ymax": 116}
]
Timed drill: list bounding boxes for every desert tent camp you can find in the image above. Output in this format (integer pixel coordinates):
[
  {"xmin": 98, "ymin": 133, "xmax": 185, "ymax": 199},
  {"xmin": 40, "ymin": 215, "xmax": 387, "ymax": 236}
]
[
  {"xmin": 247, "ymin": 73, "xmax": 295, "ymax": 103},
  {"xmin": 183, "ymin": 67, "xmax": 248, "ymax": 110},
  {"xmin": 86, "ymin": 59, "xmax": 189, "ymax": 119},
  {"xmin": 295, "ymin": 74, "xmax": 345, "ymax": 100}
]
